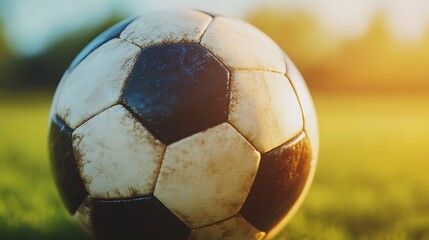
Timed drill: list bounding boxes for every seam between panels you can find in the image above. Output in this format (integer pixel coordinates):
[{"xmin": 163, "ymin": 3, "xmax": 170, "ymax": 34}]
[
  {"xmin": 60, "ymin": 122, "xmax": 92, "ymax": 213},
  {"xmin": 285, "ymin": 73, "xmax": 306, "ymax": 133},
  {"xmin": 117, "ymin": 100, "xmax": 169, "ymax": 187},
  {"xmin": 192, "ymin": 213, "xmax": 239, "ymax": 231},
  {"xmin": 197, "ymin": 40, "xmax": 233, "ymax": 119},
  {"xmin": 71, "ymin": 105, "xmax": 123, "ymax": 198},
  {"xmin": 151, "ymin": 146, "xmax": 167, "ymax": 196},
  {"xmin": 284, "ymin": 73, "xmax": 318, "ymax": 163},
  {"xmin": 92, "ymin": 195, "xmax": 153, "ymax": 203},
  {"xmin": 117, "ymin": 16, "xmax": 142, "ymax": 49},
  {"xmin": 118, "ymin": 48, "xmax": 143, "ymax": 100},
  {"xmin": 226, "ymin": 122, "xmax": 261, "ymax": 156},
  {"xmin": 233, "ymin": 67, "xmax": 286, "ymax": 75},
  {"xmin": 118, "ymin": 36, "xmax": 143, "ymax": 50},
  {"xmin": 70, "ymin": 196, "xmax": 89, "ymax": 218},
  {"xmin": 73, "ymin": 170, "xmax": 91, "ymax": 215},
  {"xmin": 73, "ymin": 103, "xmax": 121, "ymax": 131},
  {"xmin": 73, "ymin": 195, "xmax": 92, "ymax": 217},
  {"xmin": 122, "ymin": 40, "xmax": 205, "ymax": 53},
  {"xmin": 118, "ymin": 101, "xmax": 172, "ymax": 188},
  {"xmin": 117, "ymin": 26, "xmax": 144, "ymax": 101},
  {"xmin": 238, "ymin": 213, "xmax": 268, "ymax": 238},
  {"xmin": 53, "ymin": 114, "xmax": 73, "ymax": 131},
  {"xmin": 58, "ymin": 114, "xmax": 90, "ymax": 203},
  {"xmin": 280, "ymin": 131, "xmax": 306, "ymax": 150},
  {"xmin": 226, "ymin": 70, "xmax": 233, "ymax": 117},
  {"xmin": 254, "ymin": 131, "xmax": 305, "ymax": 161},
  {"xmin": 226, "ymin": 121, "xmax": 305, "ymax": 156},
  {"xmin": 198, "ymin": 15, "xmax": 214, "ymax": 44},
  {"xmin": 65, "ymin": 135, "xmax": 92, "ymax": 216},
  {"xmin": 119, "ymin": 103, "xmax": 167, "ymax": 146},
  {"xmin": 71, "ymin": 41, "xmax": 142, "ymax": 131},
  {"xmin": 284, "ymin": 55, "xmax": 290, "ymax": 75},
  {"xmin": 191, "ymin": 213, "xmax": 267, "ymax": 237}
]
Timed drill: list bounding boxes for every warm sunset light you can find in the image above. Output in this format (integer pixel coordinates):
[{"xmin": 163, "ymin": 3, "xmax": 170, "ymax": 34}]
[{"xmin": 1, "ymin": 1, "xmax": 429, "ymax": 239}]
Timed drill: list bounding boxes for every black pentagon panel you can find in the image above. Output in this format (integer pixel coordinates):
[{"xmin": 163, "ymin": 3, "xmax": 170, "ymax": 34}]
[
  {"xmin": 69, "ymin": 17, "xmax": 136, "ymax": 70},
  {"xmin": 92, "ymin": 196, "xmax": 190, "ymax": 240},
  {"xmin": 49, "ymin": 115, "xmax": 88, "ymax": 214},
  {"xmin": 241, "ymin": 133, "xmax": 312, "ymax": 232},
  {"xmin": 122, "ymin": 44, "xmax": 230, "ymax": 144}
]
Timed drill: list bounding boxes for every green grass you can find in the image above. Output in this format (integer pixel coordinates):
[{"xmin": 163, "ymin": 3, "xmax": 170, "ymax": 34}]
[
  {"xmin": 0, "ymin": 93, "xmax": 90, "ymax": 240},
  {"xmin": 1, "ymin": 93, "xmax": 429, "ymax": 239}
]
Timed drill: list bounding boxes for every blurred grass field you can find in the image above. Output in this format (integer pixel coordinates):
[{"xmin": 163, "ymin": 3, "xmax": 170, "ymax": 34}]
[{"xmin": 1, "ymin": 93, "xmax": 429, "ymax": 240}]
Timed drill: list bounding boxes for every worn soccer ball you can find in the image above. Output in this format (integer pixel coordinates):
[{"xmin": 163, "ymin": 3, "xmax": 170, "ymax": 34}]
[{"xmin": 49, "ymin": 9, "xmax": 318, "ymax": 240}]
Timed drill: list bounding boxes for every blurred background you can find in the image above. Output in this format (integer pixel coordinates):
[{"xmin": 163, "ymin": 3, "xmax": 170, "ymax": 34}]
[{"xmin": 1, "ymin": 0, "xmax": 429, "ymax": 239}]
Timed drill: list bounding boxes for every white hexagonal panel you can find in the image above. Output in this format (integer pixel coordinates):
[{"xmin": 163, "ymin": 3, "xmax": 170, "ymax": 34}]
[
  {"xmin": 189, "ymin": 215, "xmax": 266, "ymax": 240},
  {"xmin": 54, "ymin": 38, "xmax": 140, "ymax": 129},
  {"xmin": 121, "ymin": 9, "xmax": 212, "ymax": 49},
  {"xmin": 285, "ymin": 55, "xmax": 319, "ymax": 161},
  {"xmin": 201, "ymin": 16, "xmax": 286, "ymax": 73},
  {"xmin": 229, "ymin": 71, "xmax": 303, "ymax": 153},
  {"xmin": 72, "ymin": 105, "xmax": 165, "ymax": 199},
  {"xmin": 154, "ymin": 123, "xmax": 261, "ymax": 228}
]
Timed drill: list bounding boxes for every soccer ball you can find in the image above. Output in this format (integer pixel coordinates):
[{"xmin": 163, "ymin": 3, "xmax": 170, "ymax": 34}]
[{"xmin": 49, "ymin": 9, "xmax": 318, "ymax": 240}]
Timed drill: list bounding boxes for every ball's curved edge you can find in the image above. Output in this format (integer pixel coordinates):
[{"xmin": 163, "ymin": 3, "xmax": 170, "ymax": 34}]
[
  {"xmin": 48, "ymin": 9, "xmax": 319, "ymax": 240},
  {"xmin": 265, "ymin": 54, "xmax": 319, "ymax": 239},
  {"xmin": 68, "ymin": 16, "xmax": 137, "ymax": 71}
]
